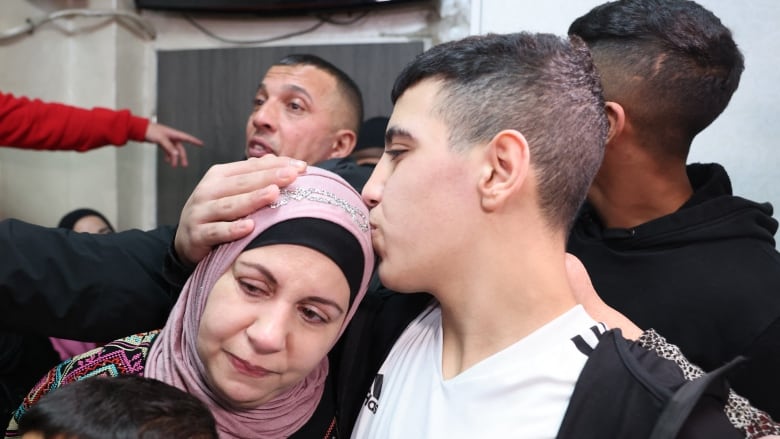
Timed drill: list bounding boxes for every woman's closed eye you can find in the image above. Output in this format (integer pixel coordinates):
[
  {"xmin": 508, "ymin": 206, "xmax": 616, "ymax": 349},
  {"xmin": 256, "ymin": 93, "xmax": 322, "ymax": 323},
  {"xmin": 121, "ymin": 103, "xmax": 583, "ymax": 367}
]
[
  {"xmin": 299, "ymin": 305, "xmax": 328, "ymax": 324},
  {"xmin": 239, "ymin": 279, "xmax": 272, "ymax": 298}
]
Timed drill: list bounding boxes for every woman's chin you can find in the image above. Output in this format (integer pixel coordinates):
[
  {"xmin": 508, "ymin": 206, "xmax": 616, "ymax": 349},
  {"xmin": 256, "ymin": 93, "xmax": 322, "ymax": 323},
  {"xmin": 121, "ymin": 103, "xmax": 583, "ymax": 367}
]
[{"xmin": 209, "ymin": 377, "xmax": 280, "ymax": 410}]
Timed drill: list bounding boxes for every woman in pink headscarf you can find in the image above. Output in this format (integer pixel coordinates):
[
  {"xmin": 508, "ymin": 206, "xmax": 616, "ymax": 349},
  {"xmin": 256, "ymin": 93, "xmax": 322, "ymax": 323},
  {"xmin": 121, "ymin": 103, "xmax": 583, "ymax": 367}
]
[{"xmin": 7, "ymin": 167, "xmax": 374, "ymax": 439}]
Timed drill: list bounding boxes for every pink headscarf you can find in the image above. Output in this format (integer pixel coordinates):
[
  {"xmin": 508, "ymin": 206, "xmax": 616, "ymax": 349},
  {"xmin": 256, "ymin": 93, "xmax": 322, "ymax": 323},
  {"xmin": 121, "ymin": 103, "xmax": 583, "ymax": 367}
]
[{"xmin": 146, "ymin": 167, "xmax": 373, "ymax": 438}]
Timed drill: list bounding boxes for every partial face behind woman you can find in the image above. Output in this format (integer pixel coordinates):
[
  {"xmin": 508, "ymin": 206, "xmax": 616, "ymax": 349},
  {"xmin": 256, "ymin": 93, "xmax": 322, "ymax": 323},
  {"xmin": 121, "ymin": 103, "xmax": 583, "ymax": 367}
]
[
  {"xmin": 72, "ymin": 215, "xmax": 113, "ymax": 234},
  {"xmin": 57, "ymin": 208, "xmax": 115, "ymax": 234},
  {"xmin": 199, "ymin": 243, "xmax": 350, "ymax": 407}
]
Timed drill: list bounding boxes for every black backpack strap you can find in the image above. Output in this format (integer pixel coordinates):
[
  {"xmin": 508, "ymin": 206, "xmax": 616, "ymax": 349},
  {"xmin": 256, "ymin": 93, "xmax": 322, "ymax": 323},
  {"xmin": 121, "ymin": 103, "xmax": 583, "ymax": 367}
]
[
  {"xmin": 648, "ymin": 356, "xmax": 746, "ymax": 439},
  {"xmin": 556, "ymin": 329, "xmax": 674, "ymax": 439},
  {"xmin": 570, "ymin": 324, "xmax": 606, "ymax": 355},
  {"xmin": 557, "ymin": 330, "xmax": 742, "ymax": 439}
]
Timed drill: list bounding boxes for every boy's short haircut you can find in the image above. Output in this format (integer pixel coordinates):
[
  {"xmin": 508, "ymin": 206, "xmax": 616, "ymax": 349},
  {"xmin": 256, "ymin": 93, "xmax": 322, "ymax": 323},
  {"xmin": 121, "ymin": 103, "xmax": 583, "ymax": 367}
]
[
  {"xmin": 391, "ymin": 32, "xmax": 608, "ymax": 232},
  {"xmin": 17, "ymin": 375, "xmax": 218, "ymax": 439}
]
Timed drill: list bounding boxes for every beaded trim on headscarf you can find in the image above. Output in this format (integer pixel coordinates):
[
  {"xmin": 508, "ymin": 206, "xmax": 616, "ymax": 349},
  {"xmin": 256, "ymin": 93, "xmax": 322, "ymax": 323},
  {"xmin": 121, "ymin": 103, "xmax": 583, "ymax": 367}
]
[
  {"xmin": 269, "ymin": 187, "xmax": 369, "ymax": 232},
  {"xmin": 637, "ymin": 329, "xmax": 780, "ymax": 439}
]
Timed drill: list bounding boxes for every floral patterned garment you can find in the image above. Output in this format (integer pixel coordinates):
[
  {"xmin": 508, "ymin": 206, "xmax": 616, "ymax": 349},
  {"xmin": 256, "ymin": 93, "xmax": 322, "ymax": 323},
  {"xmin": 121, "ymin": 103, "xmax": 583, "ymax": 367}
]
[{"xmin": 5, "ymin": 331, "xmax": 159, "ymax": 437}]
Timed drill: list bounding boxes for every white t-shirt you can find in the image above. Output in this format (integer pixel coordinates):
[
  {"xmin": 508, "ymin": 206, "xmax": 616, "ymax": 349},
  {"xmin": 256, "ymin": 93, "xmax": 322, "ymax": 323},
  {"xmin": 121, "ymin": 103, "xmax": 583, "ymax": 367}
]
[{"xmin": 351, "ymin": 304, "xmax": 603, "ymax": 439}]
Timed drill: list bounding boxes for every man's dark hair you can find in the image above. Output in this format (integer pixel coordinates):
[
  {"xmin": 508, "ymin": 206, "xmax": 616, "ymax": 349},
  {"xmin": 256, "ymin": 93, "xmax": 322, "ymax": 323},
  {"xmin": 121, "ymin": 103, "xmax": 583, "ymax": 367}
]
[
  {"xmin": 569, "ymin": 0, "xmax": 744, "ymax": 156},
  {"xmin": 17, "ymin": 376, "xmax": 218, "ymax": 439},
  {"xmin": 391, "ymin": 32, "xmax": 608, "ymax": 232},
  {"xmin": 275, "ymin": 54, "xmax": 364, "ymax": 134}
]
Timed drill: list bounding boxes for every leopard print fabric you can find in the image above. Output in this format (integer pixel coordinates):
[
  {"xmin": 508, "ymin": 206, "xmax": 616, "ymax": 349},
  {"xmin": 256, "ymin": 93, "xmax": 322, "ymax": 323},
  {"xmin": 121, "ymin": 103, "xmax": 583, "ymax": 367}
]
[{"xmin": 638, "ymin": 329, "xmax": 780, "ymax": 439}]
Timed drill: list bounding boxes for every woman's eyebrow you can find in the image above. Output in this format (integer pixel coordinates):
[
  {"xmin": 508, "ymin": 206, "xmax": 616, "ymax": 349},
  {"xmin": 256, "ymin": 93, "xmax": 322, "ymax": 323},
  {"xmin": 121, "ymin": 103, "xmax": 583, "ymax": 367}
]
[
  {"xmin": 304, "ymin": 296, "xmax": 344, "ymax": 315},
  {"xmin": 236, "ymin": 260, "xmax": 278, "ymax": 289},
  {"xmin": 235, "ymin": 261, "xmax": 344, "ymax": 314}
]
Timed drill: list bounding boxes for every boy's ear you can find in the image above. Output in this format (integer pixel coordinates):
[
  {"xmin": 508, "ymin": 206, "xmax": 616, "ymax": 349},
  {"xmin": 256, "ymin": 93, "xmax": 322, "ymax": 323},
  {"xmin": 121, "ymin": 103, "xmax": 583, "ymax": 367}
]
[
  {"xmin": 478, "ymin": 129, "xmax": 530, "ymax": 211},
  {"xmin": 605, "ymin": 101, "xmax": 625, "ymax": 145},
  {"xmin": 328, "ymin": 129, "xmax": 358, "ymax": 159}
]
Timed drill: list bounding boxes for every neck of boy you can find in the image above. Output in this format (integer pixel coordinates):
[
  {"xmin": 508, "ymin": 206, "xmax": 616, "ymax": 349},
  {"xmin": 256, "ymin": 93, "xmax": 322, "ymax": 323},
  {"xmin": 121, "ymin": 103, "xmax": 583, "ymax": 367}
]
[
  {"xmin": 435, "ymin": 234, "xmax": 577, "ymax": 379},
  {"xmin": 589, "ymin": 143, "xmax": 693, "ymax": 229}
]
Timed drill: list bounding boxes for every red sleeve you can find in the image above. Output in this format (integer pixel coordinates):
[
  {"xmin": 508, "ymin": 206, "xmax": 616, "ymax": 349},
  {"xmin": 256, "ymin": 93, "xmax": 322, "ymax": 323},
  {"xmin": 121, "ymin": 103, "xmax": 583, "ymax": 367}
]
[{"xmin": 0, "ymin": 91, "xmax": 150, "ymax": 152}]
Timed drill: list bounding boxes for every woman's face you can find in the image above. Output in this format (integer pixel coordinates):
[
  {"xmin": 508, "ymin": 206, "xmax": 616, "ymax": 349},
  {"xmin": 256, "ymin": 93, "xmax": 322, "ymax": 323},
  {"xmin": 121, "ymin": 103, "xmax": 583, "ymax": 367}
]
[{"xmin": 197, "ymin": 244, "xmax": 350, "ymax": 409}]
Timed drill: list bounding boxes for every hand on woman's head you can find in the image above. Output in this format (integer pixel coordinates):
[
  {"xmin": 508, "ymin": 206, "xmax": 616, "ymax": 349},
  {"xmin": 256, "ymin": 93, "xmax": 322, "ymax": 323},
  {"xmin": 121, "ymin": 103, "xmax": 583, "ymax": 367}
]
[{"xmin": 174, "ymin": 156, "xmax": 308, "ymax": 267}]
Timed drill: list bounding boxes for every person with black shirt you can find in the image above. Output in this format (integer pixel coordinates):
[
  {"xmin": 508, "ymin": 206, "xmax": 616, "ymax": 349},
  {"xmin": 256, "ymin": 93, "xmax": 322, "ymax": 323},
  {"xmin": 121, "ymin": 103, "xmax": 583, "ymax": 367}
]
[{"xmin": 567, "ymin": 0, "xmax": 780, "ymax": 418}]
